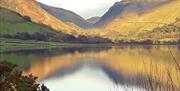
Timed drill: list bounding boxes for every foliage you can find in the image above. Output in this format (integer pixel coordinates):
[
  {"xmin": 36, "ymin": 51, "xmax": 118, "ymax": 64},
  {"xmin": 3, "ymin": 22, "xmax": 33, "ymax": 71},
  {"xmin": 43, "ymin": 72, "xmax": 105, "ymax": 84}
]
[{"xmin": 0, "ymin": 61, "xmax": 39, "ymax": 91}]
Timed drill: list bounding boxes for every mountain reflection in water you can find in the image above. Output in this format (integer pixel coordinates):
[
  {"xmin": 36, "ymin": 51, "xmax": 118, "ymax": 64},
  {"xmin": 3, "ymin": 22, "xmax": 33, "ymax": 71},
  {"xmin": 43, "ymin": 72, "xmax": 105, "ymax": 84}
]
[
  {"xmin": 42, "ymin": 63, "xmax": 146, "ymax": 91},
  {"xmin": 1, "ymin": 45, "xmax": 180, "ymax": 91}
]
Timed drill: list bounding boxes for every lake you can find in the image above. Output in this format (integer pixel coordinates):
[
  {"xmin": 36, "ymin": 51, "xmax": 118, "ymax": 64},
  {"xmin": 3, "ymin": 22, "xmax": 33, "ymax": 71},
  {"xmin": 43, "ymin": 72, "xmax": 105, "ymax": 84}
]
[{"xmin": 0, "ymin": 45, "xmax": 180, "ymax": 91}]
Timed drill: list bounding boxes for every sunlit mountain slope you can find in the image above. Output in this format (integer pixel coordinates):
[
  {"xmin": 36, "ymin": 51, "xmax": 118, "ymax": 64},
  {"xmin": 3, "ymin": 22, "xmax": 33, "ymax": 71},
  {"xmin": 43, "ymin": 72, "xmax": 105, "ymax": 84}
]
[
  {"xmin": 95, "ymin": 0, "xmax": 171, "ymax": 27},
  {"xmin": 104, "ymin": 0, "xmax": 180, "ymax": 35},
  {"xmin": 0, "ymin": 0, "xmax": 83, "ymax": 35}
]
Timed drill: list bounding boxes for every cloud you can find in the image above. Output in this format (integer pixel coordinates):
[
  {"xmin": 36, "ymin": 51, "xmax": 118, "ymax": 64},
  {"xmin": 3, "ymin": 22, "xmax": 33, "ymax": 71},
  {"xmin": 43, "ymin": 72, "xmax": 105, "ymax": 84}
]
[{"xmin": 37, "ymin": 0, "xmax": 120, "ymax": 18}]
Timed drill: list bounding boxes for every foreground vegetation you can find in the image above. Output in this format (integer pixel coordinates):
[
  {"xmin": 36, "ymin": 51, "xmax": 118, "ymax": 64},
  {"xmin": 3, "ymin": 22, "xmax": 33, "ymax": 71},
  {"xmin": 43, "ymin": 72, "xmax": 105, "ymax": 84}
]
[{"xmin": 0, "ymin": 61, "xmax": 48, "ymax": 91}]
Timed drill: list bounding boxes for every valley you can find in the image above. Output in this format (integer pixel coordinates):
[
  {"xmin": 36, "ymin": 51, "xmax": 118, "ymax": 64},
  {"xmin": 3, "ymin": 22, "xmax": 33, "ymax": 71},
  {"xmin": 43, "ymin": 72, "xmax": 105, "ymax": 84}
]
[
  {"xmin": 0, "ymin": 0, "xmax": 180, "ymax": 91},
  {"xmin": 0, "ymin": 0, "xmax": 180, "ymax": 47}
]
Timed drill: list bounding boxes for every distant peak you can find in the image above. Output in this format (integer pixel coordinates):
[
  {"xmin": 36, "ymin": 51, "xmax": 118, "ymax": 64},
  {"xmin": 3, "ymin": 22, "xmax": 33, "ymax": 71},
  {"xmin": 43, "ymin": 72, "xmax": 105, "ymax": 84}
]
[
  {"xmin": 113, "ymin": 1, "xmax": 128, "ymax": 6},
  {"xmin": 87, "ymin": 16, "xmax": 100, "ymax": 24}
]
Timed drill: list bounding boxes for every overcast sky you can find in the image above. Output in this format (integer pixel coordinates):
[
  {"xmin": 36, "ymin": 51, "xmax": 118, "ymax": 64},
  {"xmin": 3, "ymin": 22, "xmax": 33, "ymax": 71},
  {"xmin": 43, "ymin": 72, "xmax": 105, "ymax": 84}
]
[{"xmin": 36, "ymin": 0, "xmax": 120, "ymax": 19}]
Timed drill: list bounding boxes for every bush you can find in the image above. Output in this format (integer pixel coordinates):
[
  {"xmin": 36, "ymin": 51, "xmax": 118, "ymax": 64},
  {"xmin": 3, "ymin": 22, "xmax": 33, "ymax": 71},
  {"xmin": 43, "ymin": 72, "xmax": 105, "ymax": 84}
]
[
  {"xmin": 0, "ymin": 61, "xmax": 51, "ymax": 91},
  {"xmin": 0, "ymin": 61, "xmax": 39, "ymax": 91}
]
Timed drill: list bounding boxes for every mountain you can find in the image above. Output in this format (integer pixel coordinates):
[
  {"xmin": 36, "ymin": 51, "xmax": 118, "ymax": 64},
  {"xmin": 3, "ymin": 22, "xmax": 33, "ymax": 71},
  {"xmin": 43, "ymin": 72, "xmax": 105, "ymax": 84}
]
[
  {"xmin": 0, "ymin": 0, "xmax": 179, "ymax": 43},
  {"xmin": 86, "ymin": 16, "xmax": 100, "ymax": 24},
  {"xmin": 39, "ymin": 3, "xmax": 93, "ymax": 29},
  {"xmin": 0, "ymin": 7, "xmax": 77, "ymax": 42},
  {"xmin": 104, "ymin": 0, "xmax": 180, "ymax": 34},
  {"xmin": 0, "ymin": 6, "xmax": 111, "ymax": 43},
  {"xmin": 0, "ymin": 0, "xmax": 83, "ymax": 35},
  {"xmin": 95, "ymin": 0, "xmax": 172, "ymax": 27}
]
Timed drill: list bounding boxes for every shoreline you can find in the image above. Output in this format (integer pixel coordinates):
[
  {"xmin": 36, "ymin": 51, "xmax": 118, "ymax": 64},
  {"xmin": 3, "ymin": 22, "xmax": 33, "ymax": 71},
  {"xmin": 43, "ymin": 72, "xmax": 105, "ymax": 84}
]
[{"xmin": 0, "ymin": 38, "xmax": 179, "ymax": 53}]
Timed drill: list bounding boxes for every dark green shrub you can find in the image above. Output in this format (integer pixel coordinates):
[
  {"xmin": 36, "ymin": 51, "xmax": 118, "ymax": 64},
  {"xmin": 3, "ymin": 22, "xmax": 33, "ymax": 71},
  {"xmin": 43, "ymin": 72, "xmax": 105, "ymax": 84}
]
[{"xmin": 0, "ymin": 61, "xmax": 39, "ymax": 91}]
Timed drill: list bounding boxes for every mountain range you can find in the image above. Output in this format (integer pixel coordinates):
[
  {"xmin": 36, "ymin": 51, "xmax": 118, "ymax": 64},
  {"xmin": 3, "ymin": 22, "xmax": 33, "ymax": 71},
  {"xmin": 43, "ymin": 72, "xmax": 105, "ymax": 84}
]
[
  {"xmin": 0, "ymin": 0, "xmax": 179, "ymax": 44},
  {"xmin": 95, "ymin": 0, "xmax": 172, "ymax": 27},
  {"xmin": 39, "ymin": 3, "xmax": 93, "ymax": 29},
  {"xmin": 103, "ymin": 0, "xmax": 180, "ymax": 34},
  {"xmin": 0, "ymin": 0, "xmax": 84, "ymax": 35}
]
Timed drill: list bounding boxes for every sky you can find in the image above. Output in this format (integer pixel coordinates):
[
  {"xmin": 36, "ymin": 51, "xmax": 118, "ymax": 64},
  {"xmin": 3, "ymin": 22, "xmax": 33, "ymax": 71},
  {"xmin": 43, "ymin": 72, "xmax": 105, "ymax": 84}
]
[{"xmin": 36, "ymin": 0, "xmax": 120, "ymax": 19}]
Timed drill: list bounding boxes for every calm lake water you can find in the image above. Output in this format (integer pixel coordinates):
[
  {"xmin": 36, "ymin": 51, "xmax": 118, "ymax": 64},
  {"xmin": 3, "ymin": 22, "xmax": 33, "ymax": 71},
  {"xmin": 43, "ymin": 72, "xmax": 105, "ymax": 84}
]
[{"xmin": 0, "ymin": 45, "xmax": 180, "ymax": 91}]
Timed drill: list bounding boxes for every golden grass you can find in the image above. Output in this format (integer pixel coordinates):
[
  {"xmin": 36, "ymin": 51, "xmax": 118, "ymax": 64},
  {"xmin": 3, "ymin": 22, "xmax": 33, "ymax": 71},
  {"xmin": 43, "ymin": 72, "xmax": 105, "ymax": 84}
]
[{"xmin": 104, "ymin": 0, "xmax": 180, "ymax": 35}]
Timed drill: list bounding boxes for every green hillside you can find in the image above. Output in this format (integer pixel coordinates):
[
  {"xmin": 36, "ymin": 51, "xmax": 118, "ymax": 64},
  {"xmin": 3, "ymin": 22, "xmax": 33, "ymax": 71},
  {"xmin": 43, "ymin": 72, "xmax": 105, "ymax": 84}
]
[
  {"xmin": 0, "ymin": 7, "xmax": 77, "ymax": 42},
  {"xmin": 0, "ymin": 7, "xmax": 54, "ymax": 34},
  {"xmin": 0, "ymin": 7, "xmax": 111, "ymax": 44}
]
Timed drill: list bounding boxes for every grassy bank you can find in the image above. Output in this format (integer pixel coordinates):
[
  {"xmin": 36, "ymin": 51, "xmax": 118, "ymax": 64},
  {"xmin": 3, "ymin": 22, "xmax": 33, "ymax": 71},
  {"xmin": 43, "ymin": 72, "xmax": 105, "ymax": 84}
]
[
  {"xmin": 0, "ymin": 38, "xmax": 112, "ymax": 53},
  {"xmin": 0, "ymin": 38, "xmax": 75, "ymax": 52}
]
